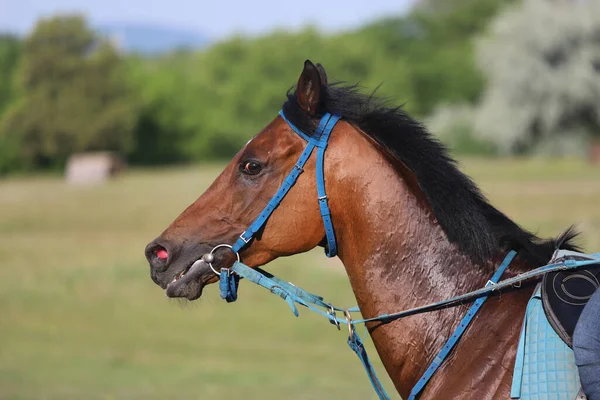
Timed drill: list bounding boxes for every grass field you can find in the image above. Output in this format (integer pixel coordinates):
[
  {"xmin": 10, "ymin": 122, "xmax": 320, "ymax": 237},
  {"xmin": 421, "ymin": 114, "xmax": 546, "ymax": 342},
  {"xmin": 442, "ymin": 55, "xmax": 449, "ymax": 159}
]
[{"xmin": 1, "ymin": 158, "xmax": 599, "ymax": 400}]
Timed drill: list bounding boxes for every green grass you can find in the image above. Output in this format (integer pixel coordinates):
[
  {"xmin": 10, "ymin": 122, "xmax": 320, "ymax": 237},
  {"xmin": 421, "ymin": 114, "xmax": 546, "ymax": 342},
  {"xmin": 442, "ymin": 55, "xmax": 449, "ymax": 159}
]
[{"xmin": 1, "ymin": 158, "xmax": 599, "ymax": 399}]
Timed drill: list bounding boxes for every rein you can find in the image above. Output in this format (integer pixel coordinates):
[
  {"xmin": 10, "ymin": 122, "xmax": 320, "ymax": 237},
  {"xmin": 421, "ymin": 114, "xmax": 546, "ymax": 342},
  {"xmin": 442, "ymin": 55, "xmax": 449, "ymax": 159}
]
[
  {"xmin": 201, "ymin": 109, "xmax": 600, "ymax": 399},
  {"xmin": 217, "ymin": 253, "xmax": 598, "ymax": 399}
]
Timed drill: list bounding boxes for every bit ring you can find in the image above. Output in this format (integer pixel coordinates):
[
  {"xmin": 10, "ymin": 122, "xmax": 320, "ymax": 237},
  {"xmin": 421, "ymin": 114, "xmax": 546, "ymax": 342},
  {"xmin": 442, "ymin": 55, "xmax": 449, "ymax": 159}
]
[{"xmin": 203, "ymin": 244, "xmax": 240, "ymax": 276}]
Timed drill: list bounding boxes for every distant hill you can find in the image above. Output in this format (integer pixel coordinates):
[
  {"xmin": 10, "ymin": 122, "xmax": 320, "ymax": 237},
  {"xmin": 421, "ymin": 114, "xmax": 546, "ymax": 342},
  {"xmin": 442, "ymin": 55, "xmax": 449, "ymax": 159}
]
[{"xmin": 97, "ymin": 23, "xmax": 210, "ymax": 54}]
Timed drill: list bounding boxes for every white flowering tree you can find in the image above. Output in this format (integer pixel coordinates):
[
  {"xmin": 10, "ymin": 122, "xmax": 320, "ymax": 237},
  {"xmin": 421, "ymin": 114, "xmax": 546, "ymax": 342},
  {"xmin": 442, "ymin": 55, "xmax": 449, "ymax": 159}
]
[{"xmin": 473, "ymin": 0, "xmax": 600, "ymax": 155}]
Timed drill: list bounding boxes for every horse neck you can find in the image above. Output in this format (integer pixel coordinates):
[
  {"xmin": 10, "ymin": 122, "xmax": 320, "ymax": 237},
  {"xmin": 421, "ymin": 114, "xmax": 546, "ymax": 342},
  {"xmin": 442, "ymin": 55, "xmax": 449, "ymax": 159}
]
[{"xmin": 328, "ymin": 127, "xmax": 502, "ymax": 395}]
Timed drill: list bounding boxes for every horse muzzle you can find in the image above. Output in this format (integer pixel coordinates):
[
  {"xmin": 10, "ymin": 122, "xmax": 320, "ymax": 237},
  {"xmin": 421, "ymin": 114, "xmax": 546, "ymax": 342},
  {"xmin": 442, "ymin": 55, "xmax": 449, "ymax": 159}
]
[{"xmin": 145, "ymin": 238, "xmax": 235, "ymax": 300}]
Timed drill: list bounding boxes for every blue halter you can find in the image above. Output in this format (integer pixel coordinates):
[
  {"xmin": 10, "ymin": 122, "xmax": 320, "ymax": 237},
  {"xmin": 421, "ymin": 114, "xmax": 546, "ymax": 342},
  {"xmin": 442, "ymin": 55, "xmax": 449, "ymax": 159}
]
[{"xmin": 230, "ymin": 110, "xmax": 340, "ymax": 257}]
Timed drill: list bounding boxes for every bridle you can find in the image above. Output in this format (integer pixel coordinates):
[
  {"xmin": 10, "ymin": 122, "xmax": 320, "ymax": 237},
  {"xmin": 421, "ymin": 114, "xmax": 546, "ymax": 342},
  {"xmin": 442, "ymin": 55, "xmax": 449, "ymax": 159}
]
[
  {"xmin": 231, "ymin": 110, "xmax": 341, "ymax": 258},
  {"xmin": 199, "ymin": 109, "xmax": 341, "ymax": 279}
]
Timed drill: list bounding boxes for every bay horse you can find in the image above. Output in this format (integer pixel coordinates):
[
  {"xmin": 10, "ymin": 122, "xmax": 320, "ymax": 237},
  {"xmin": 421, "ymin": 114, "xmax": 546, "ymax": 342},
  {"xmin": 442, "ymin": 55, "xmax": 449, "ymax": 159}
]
[{"xmin": 145, "ymin": 60, "xmax": 578, "ymax": 399}]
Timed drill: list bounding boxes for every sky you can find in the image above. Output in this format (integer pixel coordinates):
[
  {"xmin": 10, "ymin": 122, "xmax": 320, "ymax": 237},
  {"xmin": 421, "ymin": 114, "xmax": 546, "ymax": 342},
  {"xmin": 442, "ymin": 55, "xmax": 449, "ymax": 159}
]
[{"xmin": 1, "ymin": 0, "xmax": 415, "ymax": 38}]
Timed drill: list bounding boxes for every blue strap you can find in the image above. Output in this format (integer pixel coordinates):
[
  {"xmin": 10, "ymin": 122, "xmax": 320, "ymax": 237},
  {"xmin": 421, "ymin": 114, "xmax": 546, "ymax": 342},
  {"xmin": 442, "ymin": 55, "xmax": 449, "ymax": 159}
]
[
  {"xmin": 279, "ymin": 110, "xmax": 340, "ymax": 257},
  {"xmin": 315, "ymin": 115, "xmax": 340, "ymax": 257},
  {"xmin": 231, "ymin": 261, "xmax": 356, "ymax": 325},
  {"xmin": 278, "ymin": 110, "xmax": 314, "ymax": 143},
  {"xmin": 231, "ymin": 111, "xmax": 341, "ymax": 256},
  {"xmin": 231, "ymin": 140, "xmax": 316, "ymax": 253},
  {"xmin": 348, "ymin": 331, "xmax": 391, "ymax": 400},
  {"xmin": 232, "ymin": 262, "xmax": 301, "ymax": 316},
  {"xmin": 407, "ymin": 251, "xmax": 517, "ymax": 400},
  {"xmin": 255, "ymin": 267, "xmax": 357, "ymax": 313},
  {"xmin": 219, "ymin": 268, "xmax": 239, "ymax": 302}
]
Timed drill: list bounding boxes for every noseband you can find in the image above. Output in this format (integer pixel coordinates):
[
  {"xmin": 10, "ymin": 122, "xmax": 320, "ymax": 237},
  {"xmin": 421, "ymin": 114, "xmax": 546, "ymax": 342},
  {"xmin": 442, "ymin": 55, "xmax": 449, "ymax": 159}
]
[{"xmin": 229, "ymin": 110, "xmax": 341, "ymax": 257}]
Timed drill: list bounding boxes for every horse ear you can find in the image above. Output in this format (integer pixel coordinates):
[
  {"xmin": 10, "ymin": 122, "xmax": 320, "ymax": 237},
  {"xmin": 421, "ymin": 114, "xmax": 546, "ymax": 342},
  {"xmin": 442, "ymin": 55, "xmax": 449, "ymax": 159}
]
[{"xmin": 297, "ymin": 60, "xmax": 322, "ymax": 115}]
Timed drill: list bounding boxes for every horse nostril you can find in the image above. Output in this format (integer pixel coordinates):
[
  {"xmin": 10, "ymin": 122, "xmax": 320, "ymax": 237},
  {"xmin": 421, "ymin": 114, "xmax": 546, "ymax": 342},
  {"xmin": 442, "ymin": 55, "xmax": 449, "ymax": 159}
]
[
  {"xmin": 145, "ymin": 241, "xmax": 172, "ymax": 272},
  {"xmin": 156, "ymin": 248, "xmax": 168, "ymax": 260}
]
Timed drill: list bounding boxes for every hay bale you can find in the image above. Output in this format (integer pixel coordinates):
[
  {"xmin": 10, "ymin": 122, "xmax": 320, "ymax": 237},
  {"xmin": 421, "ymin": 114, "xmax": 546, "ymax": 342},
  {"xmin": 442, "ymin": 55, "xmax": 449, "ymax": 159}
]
[
  {"xmin": 590, "ymin": 143, "xmax": 600, "ymax": 164},
  {"xmin": 65, "ymin": 152, "xmax": 125, "ymax": 185}
]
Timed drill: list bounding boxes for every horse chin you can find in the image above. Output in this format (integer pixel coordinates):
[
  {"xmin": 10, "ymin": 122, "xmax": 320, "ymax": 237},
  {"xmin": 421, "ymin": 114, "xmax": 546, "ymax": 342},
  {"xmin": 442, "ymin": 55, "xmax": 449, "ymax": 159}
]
[{"xmin": 165, "ymin": 259, "xmax": 218, "ymax": 301}]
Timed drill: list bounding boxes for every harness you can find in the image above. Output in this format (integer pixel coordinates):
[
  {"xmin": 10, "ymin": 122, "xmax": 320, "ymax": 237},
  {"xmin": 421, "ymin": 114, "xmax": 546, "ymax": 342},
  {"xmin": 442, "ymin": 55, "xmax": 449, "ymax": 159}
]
[
  {"xmin": 230, "ymin": 110, "xmax": 339, "ymax": 258},
  {"xmin": 201, "ymin": 110, "xmax": 600, "ymax": 399}
]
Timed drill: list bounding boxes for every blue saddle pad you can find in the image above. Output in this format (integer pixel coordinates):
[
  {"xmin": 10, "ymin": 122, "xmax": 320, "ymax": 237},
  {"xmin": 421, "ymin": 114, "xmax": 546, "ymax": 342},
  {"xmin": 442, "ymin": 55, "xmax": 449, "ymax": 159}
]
[{"xmin": 511, "ymin": 284, "xmax": 581, "ymax": 399}]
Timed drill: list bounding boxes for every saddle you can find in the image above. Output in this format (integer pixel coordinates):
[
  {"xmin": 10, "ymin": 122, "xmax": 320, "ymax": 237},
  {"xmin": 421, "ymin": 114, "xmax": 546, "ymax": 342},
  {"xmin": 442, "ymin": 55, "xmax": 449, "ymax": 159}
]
[{"xmin": 542, "ymin": 249, "xmax": 600, "ymax": 347}]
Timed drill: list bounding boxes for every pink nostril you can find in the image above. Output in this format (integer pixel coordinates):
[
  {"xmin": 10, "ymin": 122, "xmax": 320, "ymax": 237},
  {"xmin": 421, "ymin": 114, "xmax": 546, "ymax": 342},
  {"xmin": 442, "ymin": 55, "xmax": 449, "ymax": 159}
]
[{"xmin": 155, "ymin": 249, "xmax": 168, "ymax": 260}]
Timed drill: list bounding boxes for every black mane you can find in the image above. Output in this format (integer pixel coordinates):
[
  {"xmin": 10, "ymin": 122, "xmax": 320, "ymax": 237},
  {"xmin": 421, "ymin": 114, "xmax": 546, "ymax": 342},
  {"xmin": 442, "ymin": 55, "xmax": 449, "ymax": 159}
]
[{"xmin": 282, "ymin": 83, "xmax": 579, "ymax": 266}]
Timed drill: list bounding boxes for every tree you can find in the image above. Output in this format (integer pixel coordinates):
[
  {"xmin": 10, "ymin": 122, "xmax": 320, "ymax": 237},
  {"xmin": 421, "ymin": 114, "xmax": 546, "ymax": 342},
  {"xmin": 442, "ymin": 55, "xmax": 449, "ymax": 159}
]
[
  {"xmin": 357, "ymin": 0, "xmax": 517, "ymax": 116},
  {"xmin": 0, "ymin": 35, "xmax": 20, "ymax": 116},
  {"xmin": 0, "ymin": 15, "xmax": 137, "ymax": 170},
  {"xmin": 0, "ymin": 35, "xmax": 22, "ymax": 173},
  {"xmin": 473, "ymin": 0, "xmax": 600, "ymax": 155},
  {"xmin": 121, "ymin": 0, "xmax": 516, "ymax": 165}
]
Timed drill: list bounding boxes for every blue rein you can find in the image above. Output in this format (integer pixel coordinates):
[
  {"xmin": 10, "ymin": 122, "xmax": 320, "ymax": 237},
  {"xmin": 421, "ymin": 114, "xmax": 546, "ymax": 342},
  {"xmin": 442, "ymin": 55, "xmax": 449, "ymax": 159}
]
[
  {"xmin": 219, "ymin": 254, "xmax": 600, "ymax": 399},
  {"xmin": 211, "ymin": 109, "xmax": 600, "ymax": 399}
]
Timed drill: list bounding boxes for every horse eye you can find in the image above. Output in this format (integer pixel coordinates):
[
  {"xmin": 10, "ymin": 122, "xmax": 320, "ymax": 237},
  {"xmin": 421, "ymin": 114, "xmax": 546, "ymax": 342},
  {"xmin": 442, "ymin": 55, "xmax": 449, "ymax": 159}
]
[{"xmin": 241, "ymin": 161, "xmax": 262, "ymax": 175}]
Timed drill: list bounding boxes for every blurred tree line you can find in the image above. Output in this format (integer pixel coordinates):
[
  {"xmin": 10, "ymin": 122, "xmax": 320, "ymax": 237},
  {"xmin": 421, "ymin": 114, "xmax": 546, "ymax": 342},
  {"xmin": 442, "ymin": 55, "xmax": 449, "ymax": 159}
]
[
  {"xmin": 0, "ymin": 0, "xmax": 598, "ymax": 174},
  {"xmin": 0, "ymin": 17, "xmax": 136, "ymax": 173},
  {"xmin": 428, "ymin": 0, "xmax": 600, "ymax": 156}
]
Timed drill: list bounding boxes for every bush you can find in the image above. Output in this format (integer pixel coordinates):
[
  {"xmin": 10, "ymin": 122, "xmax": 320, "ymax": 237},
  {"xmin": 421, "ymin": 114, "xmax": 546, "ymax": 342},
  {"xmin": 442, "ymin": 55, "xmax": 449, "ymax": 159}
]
[
  {"xmin": 472, "ymin": 0, "xmax": 600, "ymax": 154},
  {"xmin": 0, "ymin": 16, "xmax": 137, "ymax": 172}
]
